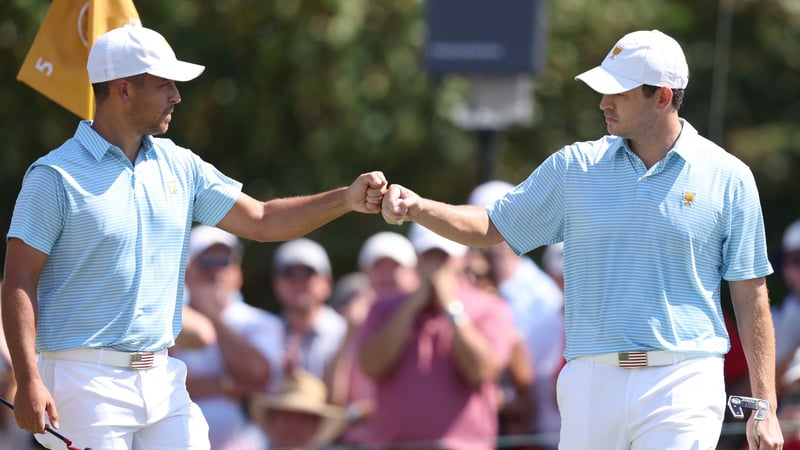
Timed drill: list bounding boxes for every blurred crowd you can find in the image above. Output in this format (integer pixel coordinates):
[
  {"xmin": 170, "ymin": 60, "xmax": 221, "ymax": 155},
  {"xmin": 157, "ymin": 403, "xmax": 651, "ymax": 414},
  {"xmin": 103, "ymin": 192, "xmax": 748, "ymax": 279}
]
[{"xmin": 2, "ymin": 180, "xmax": 800, "ymax": 450}]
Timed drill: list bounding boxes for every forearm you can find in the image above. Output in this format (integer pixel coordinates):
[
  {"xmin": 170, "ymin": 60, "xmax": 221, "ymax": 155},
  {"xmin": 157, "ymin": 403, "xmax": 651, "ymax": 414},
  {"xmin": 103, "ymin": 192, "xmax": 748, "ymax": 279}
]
[
  {"xmin": 359, "ymin": 294, "xmax": 424, "ymax": 379},
  {"xmin": 185, "ymin": 374, "xmax": 236, "ymax": 399},
  {"xmin": 731, "ymin": 279, "xmax": 778, "ymax": 408},
  {"xmin": 1, "ymin": 286, "xmax": 40, "ymax": 385},
  {"xmin": 212, "ymin": 318, "xmax": 271, "ymax": 387},
  {"xmin": 218, "ymin": 189, "xmax": 351, "ymax": 243},
  {"xmin": 325, "ymin": 341, "xmax": 353, "ymax": 405},
  {"xmin": 415, "ymin": 199, "xmax": 503, "ymax": 248},
  {"xmin": 175, "ymin": 306, "xmax": 217, "ymax": 349},
  {"xmin": 450, "ymin": 322, "xmax": 501, "ymax": 387}
]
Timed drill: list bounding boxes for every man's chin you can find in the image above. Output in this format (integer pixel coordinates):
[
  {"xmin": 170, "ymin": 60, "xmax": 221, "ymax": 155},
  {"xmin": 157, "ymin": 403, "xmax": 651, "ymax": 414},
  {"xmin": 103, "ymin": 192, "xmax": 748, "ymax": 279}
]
[{"xmin": 150, "ymin": 124, "xmax": 169, "ymax": 136}]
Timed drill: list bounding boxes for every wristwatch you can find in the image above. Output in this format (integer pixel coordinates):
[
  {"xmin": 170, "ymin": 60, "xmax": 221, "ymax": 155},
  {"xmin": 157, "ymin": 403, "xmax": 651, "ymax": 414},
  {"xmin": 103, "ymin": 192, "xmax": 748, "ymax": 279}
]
[{"xmin": 446, "ymin": 300, "xmax": 470, "ymax": 327}]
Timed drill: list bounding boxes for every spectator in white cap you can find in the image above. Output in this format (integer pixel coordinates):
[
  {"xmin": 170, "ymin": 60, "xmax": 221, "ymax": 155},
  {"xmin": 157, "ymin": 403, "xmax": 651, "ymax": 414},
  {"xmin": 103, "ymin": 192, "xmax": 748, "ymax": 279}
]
[
  {"xmin": 172, "ymin": 225, "xmax": 284, "ymax": 450},
  {"xmin": 467, "ymin": 180, "xmax": 564, "ymax": 450},
  {"xmin": 358, "ymin": 231, "xmax": 420, "ymax": 298},
  {"xmin": 381, "ymin": 29, "xmax": 781, "ymax": 449},
  {"xmin": 2, "ymin": 25, "xmax": 388, "ymax": 450},
  {"xmin": 272, "ymin": 238, "xmax": 347, "ymax": 382},
  {"xmin": 323, "ymin": 232, "xmax": 419, "ymax": 447},
  {"xmin": 358, "ymin": 223, "xmax": 516, "ymax": 449}
]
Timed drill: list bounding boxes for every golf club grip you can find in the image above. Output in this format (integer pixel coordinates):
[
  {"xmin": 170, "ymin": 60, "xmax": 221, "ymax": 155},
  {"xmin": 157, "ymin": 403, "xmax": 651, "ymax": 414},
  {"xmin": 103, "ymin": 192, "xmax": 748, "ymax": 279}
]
[{"xmin": 0, "ymin": 396, "xmax": 73, "ymax": 444}]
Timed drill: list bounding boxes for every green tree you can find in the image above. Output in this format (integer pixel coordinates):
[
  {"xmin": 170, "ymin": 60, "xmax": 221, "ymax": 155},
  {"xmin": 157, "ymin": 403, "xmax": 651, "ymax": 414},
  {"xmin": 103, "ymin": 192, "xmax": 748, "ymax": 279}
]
[{"xmin": 2, "ymin": 0, "xmax": 800, "ymax": 308}]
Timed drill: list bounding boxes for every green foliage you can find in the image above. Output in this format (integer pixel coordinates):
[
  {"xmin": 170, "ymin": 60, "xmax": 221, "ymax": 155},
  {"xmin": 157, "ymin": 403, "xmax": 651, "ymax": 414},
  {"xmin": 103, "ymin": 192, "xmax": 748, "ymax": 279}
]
[{"xmin": 2, "ymin": 0, "xmax": 800, "ymax": 307}]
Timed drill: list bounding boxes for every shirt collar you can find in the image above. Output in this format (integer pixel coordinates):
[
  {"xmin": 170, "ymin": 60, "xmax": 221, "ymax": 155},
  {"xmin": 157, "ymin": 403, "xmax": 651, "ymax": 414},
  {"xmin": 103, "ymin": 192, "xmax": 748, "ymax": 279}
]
[
  {"xmin": 608, "ymin": 118, "xmax": 700, "ymax": 166},
  {"xmin": 669, "ymin": 118, "xmax": 699, "ymax": 166},
  {"xmin": 75, "ymin": 120, "xmax": 156, "ymax": 161}
]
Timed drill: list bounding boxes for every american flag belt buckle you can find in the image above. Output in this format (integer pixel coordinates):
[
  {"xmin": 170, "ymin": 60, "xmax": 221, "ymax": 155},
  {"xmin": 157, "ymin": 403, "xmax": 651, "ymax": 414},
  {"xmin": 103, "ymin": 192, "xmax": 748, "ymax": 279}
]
[
  {"xmin": 618, "ymin": 351, "xmax": 648, "ymax": 368},
  {"xmin": 129, "ymin": 352, "xmax": 156, "ymax": 370}
]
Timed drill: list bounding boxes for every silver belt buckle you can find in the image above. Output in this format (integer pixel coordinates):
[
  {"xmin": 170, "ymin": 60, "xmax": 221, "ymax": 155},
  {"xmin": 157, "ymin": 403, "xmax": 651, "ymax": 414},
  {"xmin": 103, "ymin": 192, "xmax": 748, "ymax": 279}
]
[
  {"xmin": 129, "ymin": 352, "xmax": 155, "ymax": 370},
  {"xmin": 618, "ymin": 351, "xmax": 648, "ymax": 368}
]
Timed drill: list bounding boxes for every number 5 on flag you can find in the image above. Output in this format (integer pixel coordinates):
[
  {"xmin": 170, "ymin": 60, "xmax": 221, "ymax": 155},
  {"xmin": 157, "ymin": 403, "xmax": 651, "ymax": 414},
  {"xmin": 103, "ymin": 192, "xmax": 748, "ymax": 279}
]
[{"xmin": 17, "ymin": 0, "xmax": 141, "ymax": 119}]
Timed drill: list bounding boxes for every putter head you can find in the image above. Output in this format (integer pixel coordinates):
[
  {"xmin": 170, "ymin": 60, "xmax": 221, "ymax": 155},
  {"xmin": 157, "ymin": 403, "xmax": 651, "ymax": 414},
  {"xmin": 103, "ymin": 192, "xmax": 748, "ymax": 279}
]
[{"xmin": 727, "ymin": 395, "xmax": 769, "ymax": 420}]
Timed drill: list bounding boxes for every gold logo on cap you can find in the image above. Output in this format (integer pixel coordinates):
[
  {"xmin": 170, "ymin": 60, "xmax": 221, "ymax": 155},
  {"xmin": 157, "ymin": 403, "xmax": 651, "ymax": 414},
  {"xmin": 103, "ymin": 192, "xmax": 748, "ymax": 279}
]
[{"xmin": 610, "ymin": 46, "xmax": 623, "ymax": 59}]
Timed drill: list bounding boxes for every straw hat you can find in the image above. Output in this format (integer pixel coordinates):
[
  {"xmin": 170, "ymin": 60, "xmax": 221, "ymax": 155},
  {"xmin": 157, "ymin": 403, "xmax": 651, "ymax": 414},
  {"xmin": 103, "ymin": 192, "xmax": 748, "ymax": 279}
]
[{"xmin": 249, "ymin": 369, "xmax": 348, "ymax": 446}]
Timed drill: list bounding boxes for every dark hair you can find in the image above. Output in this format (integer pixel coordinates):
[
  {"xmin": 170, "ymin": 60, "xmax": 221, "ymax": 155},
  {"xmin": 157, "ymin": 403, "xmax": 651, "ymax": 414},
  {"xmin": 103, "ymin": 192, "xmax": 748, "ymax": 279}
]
[
  {"xmin": 91, "ymin": 81, "xmax": 112, "ymax": 102},
  {"xmin": 642, "ymin": 85, "xmax": 684, "ymax": 110},
  {"xmin": 91, "ymin": 73, "xmax": 147, "ymax": 102}
]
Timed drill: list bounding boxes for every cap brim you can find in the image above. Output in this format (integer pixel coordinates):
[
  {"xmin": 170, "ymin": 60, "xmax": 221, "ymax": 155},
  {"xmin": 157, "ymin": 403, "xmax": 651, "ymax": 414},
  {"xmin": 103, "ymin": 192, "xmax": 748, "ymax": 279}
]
[
  {"xmin": 575, "ymin": 66, "xmax": 642, "ymax": 95},
  {"xmin": 148, "ymin": 61, "xmax": 205, "ymax": 82}
]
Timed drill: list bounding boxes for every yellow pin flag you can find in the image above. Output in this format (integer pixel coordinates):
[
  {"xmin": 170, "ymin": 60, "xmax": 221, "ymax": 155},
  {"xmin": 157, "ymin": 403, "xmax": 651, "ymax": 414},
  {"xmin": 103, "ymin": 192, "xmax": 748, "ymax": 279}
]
[{"xmin": 17, "ymin": 0, "xmax": 141, "ymax": 120}]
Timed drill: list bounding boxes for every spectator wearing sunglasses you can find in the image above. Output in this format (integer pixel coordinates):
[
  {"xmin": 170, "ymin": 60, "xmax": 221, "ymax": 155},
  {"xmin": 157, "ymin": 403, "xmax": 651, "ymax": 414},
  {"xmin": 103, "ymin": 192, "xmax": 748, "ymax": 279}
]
[
  {"xmin": 172, "ymin": 225, "xmax": 284, "ymax": 450},
  {"xmin": 272, "ymin": 238, "xmax": 347, "ymax": 381}
]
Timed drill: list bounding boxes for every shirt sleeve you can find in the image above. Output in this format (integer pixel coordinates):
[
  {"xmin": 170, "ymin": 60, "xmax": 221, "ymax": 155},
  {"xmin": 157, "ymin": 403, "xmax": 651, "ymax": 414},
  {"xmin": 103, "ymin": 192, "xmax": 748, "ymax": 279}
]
[
  {"xmin": 188, "ymin": 152, "xmax": 243, "ymax": 226},
  {"xmin": 7, "ymin": 165, "xmax": 67, "ymax": 254},
  {"xmin": 720, "ymin": 167, "xmax": 773, "ymax": 281},
  {"xmin": 488, "ymin": 149, "xmax": 566, "ymax": 256}
]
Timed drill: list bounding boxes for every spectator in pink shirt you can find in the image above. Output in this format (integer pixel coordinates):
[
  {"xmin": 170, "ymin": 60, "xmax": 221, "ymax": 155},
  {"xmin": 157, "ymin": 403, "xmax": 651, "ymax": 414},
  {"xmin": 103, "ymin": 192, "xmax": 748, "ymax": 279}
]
[{"xmin": 359, "ymin": 224, "xmax": 516, "ymax": 450}]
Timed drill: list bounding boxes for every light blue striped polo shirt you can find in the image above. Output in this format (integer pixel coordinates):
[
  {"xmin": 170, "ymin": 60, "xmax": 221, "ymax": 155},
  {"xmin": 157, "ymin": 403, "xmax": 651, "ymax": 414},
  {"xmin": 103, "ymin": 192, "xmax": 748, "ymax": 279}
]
[
  {"xmin": 488, "ymin": 119, "xmax": 772, "ymax": 360},
  {"xmin": 7, "ymin": 120, "xmax": 242, "ymax": 352}
]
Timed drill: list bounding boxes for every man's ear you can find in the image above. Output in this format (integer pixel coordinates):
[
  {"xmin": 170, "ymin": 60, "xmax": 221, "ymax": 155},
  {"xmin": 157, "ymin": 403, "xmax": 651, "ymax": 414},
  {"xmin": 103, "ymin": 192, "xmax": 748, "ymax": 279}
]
[
  {"xmin": 113, "ymin": 79, "xmax": 132, "ymax": 102},
  {"xmin": 658, "ymin": 86, "xmax": 674, "ymax": 109}
]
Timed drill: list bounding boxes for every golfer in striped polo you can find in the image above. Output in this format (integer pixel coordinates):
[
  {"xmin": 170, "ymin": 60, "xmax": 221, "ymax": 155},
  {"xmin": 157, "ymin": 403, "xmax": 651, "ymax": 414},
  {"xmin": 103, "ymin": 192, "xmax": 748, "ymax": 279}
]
[
  {"xmin": 2, "ymin": 25, "xmax": 386, "ymax": 450},
  {"xmin": 381, "ymin": 30, "xmax": 782, "ymax": 450}
]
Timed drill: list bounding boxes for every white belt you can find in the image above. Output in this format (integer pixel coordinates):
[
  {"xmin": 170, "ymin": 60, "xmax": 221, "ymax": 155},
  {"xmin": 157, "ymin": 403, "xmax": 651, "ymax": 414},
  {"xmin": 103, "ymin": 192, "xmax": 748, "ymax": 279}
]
[
  {"xmin": 40, "ymin": 348, "xmax": 168, "ymax": 370},
  {"xmin": 576, "ymin": 351, "xmax": 709, "ymax": 368}
]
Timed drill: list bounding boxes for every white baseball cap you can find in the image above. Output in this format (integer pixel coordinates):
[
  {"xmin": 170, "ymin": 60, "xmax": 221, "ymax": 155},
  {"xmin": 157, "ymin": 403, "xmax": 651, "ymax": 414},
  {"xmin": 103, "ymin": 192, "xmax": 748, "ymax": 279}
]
[
  {"xmin": 187, "ymin": 225, "xmax": 241, "ymax": 262},
  {"xmin": 783, "ymin": 220, "xmax": 800, "ymax": 252},
  {"xmin": 575, "ymin": 29, "xmax": 688, "ymax": 95},
  {"xmin": 87, "ymin": 26, "xmax": 205, "ymax": 84},
  {"xmin": 468, "ymin": 180, "xmax": 514, "ymax": 207},
  {"xmin": 273, "ymin": 238, "xmax": 332, "ymax": 276},
  {"xmin": 408, "ymin": 223, "xmax": 467, "ymax": 257},
  {"xmin": 358, "ymin": 231, "xmax": 417, "ymax": 270}
]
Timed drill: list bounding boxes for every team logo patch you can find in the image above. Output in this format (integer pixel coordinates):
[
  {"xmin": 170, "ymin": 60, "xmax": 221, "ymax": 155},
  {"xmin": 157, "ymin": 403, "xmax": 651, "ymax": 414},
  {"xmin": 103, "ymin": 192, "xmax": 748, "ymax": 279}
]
[{"xmin": 683, "ymin": 191, "xmax": 695, "ymax": 207}]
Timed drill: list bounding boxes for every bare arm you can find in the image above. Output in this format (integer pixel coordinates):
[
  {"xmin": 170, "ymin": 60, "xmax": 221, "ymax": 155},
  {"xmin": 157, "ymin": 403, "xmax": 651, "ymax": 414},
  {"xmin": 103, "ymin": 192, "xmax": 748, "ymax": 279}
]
[
  {"xmin": 210, "ymin": 316, "xmax": 272, "ymax": 390},
  {"xmin": 381, "ymin": 184, "xmax": 505, "ymax": 248},
  {"xmin": 324, "ymin": 329, "xmax": 355, "ymax": 405},
  {"xmin": 730, "ymin": 277, "xmax": 783, "ymax": 449},
  {"xmin": 174, "ymin": 305, "xmax": 217, "ymax": 349},
  {"xmin": 359, "ymin": 289, "xmax": 428, "ymax": 380},
  {"xmin": 1, "ymin": 238, "xmax": 58, "ymax": 433},
  {"xmin": 449, "ymin": 314, "xmax": 502, "ymax": 387},
  {"xmin": 428, "ymin": 263, "xmax": 503, "ymax": 387},
  {"xmin": 184, "ymin": 289, "xmax": 272, "ymax": 393},
  {"xmin": 217, "ymin": 171, "xmax": 387, "ymax": 242}
]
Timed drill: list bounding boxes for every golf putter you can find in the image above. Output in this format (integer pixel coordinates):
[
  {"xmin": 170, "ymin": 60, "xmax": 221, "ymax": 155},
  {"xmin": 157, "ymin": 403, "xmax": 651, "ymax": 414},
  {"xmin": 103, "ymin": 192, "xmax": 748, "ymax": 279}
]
[
  {"xmin": 727, "ymin": 395, "xmax": 769, "ymax": 447},
  {"xmin": 0, "ymin": 397, "xmax": 93, "ymax": 450}
]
